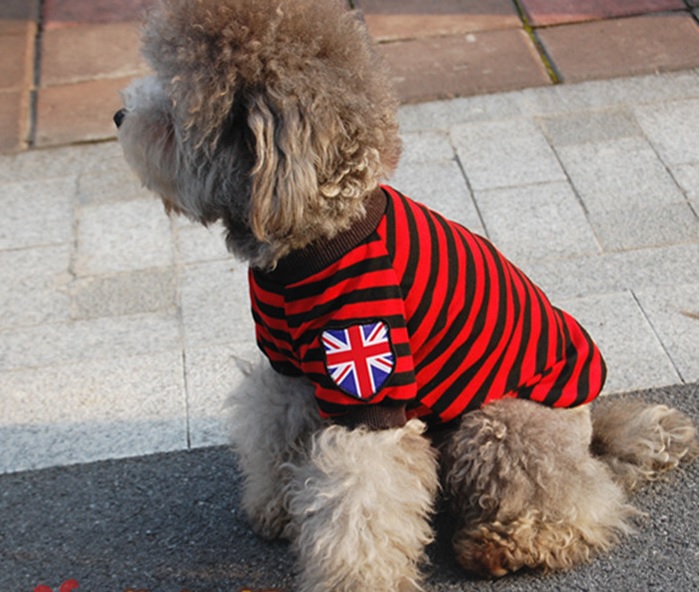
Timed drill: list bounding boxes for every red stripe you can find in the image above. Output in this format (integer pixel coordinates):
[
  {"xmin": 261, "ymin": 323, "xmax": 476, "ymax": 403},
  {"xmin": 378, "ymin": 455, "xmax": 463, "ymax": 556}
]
[
  {"xmin": 415, "ymin": 231, "xmax": 489, "ymax": 406},
  {"xmin": 485, "ymin": 261, "xmax": 527, "ymax": 399}
]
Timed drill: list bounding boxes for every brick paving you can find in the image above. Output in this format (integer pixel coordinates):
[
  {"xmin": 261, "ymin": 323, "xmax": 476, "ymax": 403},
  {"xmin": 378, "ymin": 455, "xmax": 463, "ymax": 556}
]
[{"xmin": 2, "ymin": 0, "xmax": 699, "ymax": 152}]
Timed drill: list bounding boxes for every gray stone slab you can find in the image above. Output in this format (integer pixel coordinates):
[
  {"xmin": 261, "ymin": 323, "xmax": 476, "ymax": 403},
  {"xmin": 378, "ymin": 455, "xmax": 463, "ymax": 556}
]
[
  {"xmin": 671, "ymin": 162, "xmax": 699, "ymax": 214},
  {"xmin": 0, "ymin": 142, "xmax": 134, "ymax": 184},
  {"xmin": 555, "ymin": 137, "xmax": 686, "ymax": 214},
  {"xmin": 399, "ymin": 130, "xmax": 455, "ymax": 163},
  {"xmin": 0, "ymin": 350, "xmax": 187, "ymax": 473},
  {"xmin": 451, "ymin": 118, "xmax": 566, "ymax": 190},
  {"xmin": 77, "ymin": 166, "xmax": 152, "ymax": 206},
  {"xmin": 0, "ymin": 313, "xmax": 181, "ymax": 371},
  {"xmin": 0, "ymin": 245, "xmax": 72, "ymax": 330},
  {"xmin": 589, "ymin": 202, "xmax": 698, "ymax": 252},
  {"xmin": 0, "ymin": 176, "xmax": 75, "ymax": 250},
  {"xmin": 185, "ymin": 343, "xmax": 260, "ymax": 449},
  {"xmin": 0, "ymin": 145, "xmax": 86, "ymax": 183},
  {"xmin": 538, "ymin": 107, "xmax": 642, "ymax": 147},
  {"xmin": 398, "ymin": 92, "xmax": 522, "ymax": 132},
  {"xmin": 388, "ymin": 159, "xmax": 484, "ymax": 234},
  {"xmin": 635, "ymin": 283, "xmax": 699, "ymax": 383},
  {"xmin": 180, "ymin": 259, "xmax": 255, "ymax": 348},
  {"xmin": 557, "ymin": 292, "xmax": 681, "ymax": 395},
  {"xmin": 68, "ymin": 268, "xmax": 177, "ymax": 320},
  {"xmin": 523, "ymin": 243, "xmax": 699, "ymax": 302},
  {"xmin": 634, "ymin": 98, "xmax": 699, "ymax": 165},
  {"xmin": 75, "ymin": 198, "xmax": 174, "ymax": 275},
  {"xmin": 174, "ymin": 220, "xmax": 231, "ymax": 264},
  {"xmin": 514, "ymin": 71, "xmax": 699, "ymax": 117},
  {"xmin": 474, "ymin": 181, "xmax": 600, "ymax": 263}
]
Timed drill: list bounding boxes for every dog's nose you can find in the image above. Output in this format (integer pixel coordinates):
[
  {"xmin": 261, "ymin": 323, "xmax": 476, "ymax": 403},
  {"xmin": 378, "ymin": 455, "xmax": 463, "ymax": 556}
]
[{"xmin": 113, "ymin": 108, "xmax": 127, "ymax": 128}]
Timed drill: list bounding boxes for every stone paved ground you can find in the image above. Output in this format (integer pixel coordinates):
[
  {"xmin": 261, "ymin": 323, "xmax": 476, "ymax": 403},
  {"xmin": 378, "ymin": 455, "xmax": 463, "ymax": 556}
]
[
  {"xmin": 3, "ymin": 0, "xmax": 699, "ymax": 152},
  {"xmin": 1, "ymin": 69, "xmax": 698, "ymax": 474},
  {"xmin": 1, "ymin": 2, "xmax": 698, "ymax": 590}
]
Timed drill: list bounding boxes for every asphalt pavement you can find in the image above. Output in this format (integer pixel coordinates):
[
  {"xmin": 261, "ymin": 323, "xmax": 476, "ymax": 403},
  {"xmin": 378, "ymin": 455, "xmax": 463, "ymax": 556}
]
[{"xmin": 2, "ymin": 384, "xmax": 697, "ymax": 592}]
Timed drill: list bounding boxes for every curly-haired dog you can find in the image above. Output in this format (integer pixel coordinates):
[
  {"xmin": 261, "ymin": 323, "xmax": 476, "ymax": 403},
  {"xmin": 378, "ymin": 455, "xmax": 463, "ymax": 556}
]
[{"xmin": 115, "ymin": 1, "xmax": 698, "ymax": 590}]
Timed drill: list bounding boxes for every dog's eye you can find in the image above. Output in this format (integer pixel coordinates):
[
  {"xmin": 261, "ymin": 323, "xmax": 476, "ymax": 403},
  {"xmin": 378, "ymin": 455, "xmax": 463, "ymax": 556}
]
[{"xmin": 113, "ymin": 109, "xmax": 127, "ymax": 128}]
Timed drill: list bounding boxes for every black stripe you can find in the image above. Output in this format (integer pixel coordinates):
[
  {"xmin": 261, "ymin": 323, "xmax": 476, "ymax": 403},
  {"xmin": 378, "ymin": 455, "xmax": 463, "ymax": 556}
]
[
  {"xmin": 388, "ymin": 370, "xmax": 418, "ymax": 387},
  {"xmin": 543, "ymin": 310, "xmax": 576, "ymax": 406},
  {"xmin": 572, "ymin": 323, "xmax": 600, "ymax": 406},
  {"xmin": 384, "ymin": 189, "xmax": 398, "ymax": 263},
  {"xmin": 252, "ymin": 296, "xmax": 285, "ymax": 321},
  {"xmin": 414, "ymin": 229, "xmax": 481, "ymax": 375},
  {"xmin": 406, "ymin": 203, "xmax": 442, "ymax": 337},
  {"xmin": 530, "ymin": 284, "xmax": 552, "ymax": 377},
  {"xmin": 269, "ymin": 359, "xmax": 303, "ymax": 376},
  {"xmin": 251, "ymin": 269, "xmax": 284, "ymax": 293},
  {"xmin": 284, "ymin": 285, "xmax": 404, "ymax": 328},
  {"xmin": 505, "ymin": 266, "xmax": 533, "ymax": 393},
  {"xmin": 469, "ymin": 253, "xmax": 523, "ymax": 401},
  {"xmin": 390, "ymin": 192, "xmax": 421, "ymax": 300},
  {"xmin": 257, "ymin": 335, "xmax": 295, "ymax": 360},
  {"xmin": 283, "ymin": 251, "xmax": 390, "ymax": 302},
  {"xmin": 429, "ymin": 238, "xmax": 510, "ymax": 416},
  {"xmin": 421, "ymin": 209, "xmax": 462, "ymax": 343}
]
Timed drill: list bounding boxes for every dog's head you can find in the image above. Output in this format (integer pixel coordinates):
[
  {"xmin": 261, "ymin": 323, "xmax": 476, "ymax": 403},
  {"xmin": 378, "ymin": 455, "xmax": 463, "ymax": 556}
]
[{"xmin": 115, "ymin": 0, "xmax": 401, "ymax": 268}]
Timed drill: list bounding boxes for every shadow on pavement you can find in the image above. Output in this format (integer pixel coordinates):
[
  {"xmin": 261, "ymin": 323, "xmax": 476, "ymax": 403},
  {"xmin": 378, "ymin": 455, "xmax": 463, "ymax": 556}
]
[{"xmin": 2, "ymin": 384, "xmax": 697, "ymax": 592}]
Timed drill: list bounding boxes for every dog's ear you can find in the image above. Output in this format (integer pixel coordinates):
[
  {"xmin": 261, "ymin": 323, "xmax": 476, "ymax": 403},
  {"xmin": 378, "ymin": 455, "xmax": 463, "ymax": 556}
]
[{"xmin": 247, "ymin": 93, "xmax": 320, "ymax": 244}]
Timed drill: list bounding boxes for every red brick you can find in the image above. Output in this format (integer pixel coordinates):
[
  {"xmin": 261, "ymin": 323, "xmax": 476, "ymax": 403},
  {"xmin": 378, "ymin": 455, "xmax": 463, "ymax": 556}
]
[
  {"xmin": 43, "ymin": 0, "xmax": 155, "ymax": 29},
  {"xmin": 539, "ymin": 13, "xmax": 699, "ymax": 83},
  {"xmin": 520, "ymin": 0, "xmax": 686, "ymax": 27},
  {"xmin": 0, "ymin": 90, "xmax": 30, "ymax": 153},
  {"xmin": 379, "ymin": 29, "xmax": 551, "ymax": 103},
  {"xmin": 0, "ymin": 30, "xmax": 36, "ymax": 91},
  {"xmin": 0, "ymin": 0, "xmax": 39, "ymax": 35},
  {"xmin": 359, "ymin": 0, "xmax": 520, "ymax": 41},
  {"xmin": 41, "ymin": 22, "xmax": 148, "ymax": 87},
  {"xmin": 34, "ymin": 76, "xmax": 136, "ymax": 147}
]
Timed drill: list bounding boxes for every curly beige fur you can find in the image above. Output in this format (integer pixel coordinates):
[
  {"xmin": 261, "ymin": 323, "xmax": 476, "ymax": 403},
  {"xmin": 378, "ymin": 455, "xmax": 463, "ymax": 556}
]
[
  {"xmin": 228, "ymin": 358, "xmax": 324, "ymax": 540},
  {"xmin": 285, "ymin": 420, "xmax": 439, "ymax": 592},
  {"xmin": 443, "ymin": 399, "xmax": 637, "ymax": 577},
  {"xmin": 115, "ymin": 1, "xmax": 698, "ymax": 589},
  {"xmin": 442, "ymin": 398, "xmax": 697, "ymax": 578},
  {"xmin": 117, "ymin": 0, "xmax": 400, "ymax": 269},
  {"xmin": 591, "ymin": 398, "xmax": 699, "ymax": 492}
]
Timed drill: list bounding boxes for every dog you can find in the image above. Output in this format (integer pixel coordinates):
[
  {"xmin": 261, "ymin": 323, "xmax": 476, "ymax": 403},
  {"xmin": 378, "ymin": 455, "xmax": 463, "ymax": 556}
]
[{"xmin": 114, "ymin": 1, "xmax": 698, "ymax": 590}]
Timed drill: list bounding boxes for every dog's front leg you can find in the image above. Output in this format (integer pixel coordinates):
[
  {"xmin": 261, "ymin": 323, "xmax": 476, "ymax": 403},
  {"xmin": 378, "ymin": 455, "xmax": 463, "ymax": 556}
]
[
  {"xmin": 285, "ymin": 419, "xmax": 439, "ymax": 592},
  {"xmin": 229, "ymin": 359, "xmax": 323, "ymax": 540}
]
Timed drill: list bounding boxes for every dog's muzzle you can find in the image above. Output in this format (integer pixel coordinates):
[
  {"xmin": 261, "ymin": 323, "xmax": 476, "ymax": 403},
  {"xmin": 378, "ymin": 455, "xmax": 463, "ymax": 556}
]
[{"xmin": 113, "ymin": 108, "xmax": 127, "ymax": 128}]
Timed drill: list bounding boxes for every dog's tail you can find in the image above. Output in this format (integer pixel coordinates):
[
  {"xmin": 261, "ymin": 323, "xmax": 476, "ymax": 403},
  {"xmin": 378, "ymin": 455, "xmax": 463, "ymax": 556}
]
[{"xmin": 590, "ymin": 398, "xmax": 698, "ymax": 492}]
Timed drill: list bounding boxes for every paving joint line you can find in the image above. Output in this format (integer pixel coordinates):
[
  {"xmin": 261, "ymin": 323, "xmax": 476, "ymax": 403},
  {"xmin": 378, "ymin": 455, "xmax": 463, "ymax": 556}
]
[
  {"xmin": 451, "ymin": 152, "xmax": 490, "ymax": 239},
  {"xmin": 511, "ymin": 0, "xmax": 561, "ymax": 85},
  {"xmin": 630, "ymin": 289, "xmax": 686, "ymax": 385},
  {"xmin": 170, "ymin": 216, "xmax": 194, "ymax": 449},
  {"xmin": 28, "ymin": 0, "xmax": 46, "ymax": 149},
  {"xmin": 684, "ymin": 1, "xmax": 699, "ymax": 24}
]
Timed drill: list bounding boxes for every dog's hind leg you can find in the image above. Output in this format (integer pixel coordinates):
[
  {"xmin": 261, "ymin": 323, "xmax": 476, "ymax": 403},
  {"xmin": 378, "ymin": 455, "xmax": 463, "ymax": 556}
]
[
  {"xmin": 443, "ymin": 399, "xmax": 636, "ymax": 577},
  {"xmin": 591, "ymin": 397, "xmax": 699, "ymax": 492},
  {"xmin": 228, "ymin": 358, "xmax": 323, "ymax": 540},
  {"xmin": 285, "ymin": 419, "xmax": 439, "ymax": 592}
]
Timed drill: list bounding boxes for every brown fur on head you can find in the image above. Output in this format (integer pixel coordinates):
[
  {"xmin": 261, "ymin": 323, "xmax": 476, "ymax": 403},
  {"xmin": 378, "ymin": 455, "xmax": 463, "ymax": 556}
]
[{"xmin": 116, "ymin": 0, "xmax": 401, "ymax": 269}]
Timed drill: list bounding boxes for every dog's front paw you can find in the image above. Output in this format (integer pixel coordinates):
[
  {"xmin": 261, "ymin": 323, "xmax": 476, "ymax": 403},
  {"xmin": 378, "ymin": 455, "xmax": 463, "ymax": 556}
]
[{"xmin": 245, "ymin": 497, "xmax": 291, "ymax": 541}]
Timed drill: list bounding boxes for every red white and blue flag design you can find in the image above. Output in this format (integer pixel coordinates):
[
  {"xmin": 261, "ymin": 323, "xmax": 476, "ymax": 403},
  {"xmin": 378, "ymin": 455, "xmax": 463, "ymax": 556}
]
[{"xmin": 321, "ymin": 321, "xmax": 395, "ymax": 400}]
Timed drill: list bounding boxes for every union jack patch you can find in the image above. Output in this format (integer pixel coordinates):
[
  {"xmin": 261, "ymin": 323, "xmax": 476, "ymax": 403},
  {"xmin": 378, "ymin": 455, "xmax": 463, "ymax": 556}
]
[{"xmin": 321, "ymin": 321, "xmax": 395, "ymax": 400}]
